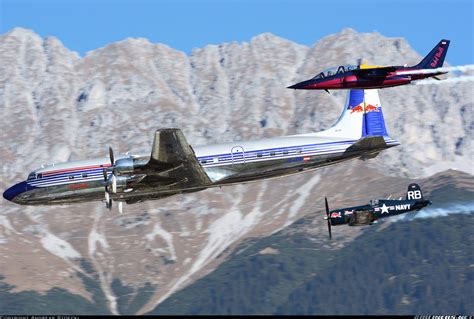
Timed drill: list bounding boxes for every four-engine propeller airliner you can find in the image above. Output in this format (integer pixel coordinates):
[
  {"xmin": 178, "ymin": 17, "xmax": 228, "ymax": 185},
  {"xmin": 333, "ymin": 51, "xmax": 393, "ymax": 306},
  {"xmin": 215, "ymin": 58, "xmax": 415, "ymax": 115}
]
[
  {"xmin": 3, "ymin": 89, "xmax": 399, "ymax": 212},
  {"xmin": 323, "ymin": 183, "xmax": 432, "ymax": 239},
  {"xmin": 288, "ymin": 39, "xmax": 450, "ymax": 91}
]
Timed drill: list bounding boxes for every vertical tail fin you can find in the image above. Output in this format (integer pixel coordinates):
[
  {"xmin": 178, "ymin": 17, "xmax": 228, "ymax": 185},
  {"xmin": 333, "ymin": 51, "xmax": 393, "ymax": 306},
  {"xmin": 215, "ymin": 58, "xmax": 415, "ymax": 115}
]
[
  {"xmin": 361, "ymin": 89, "xmax": 388, "ymax": 137},
  {"xmin": 406, "ymin": 183, "xmax": 424, "ymax": 200},
  {"xmin": 322, "ymin": 89, "xmax": 395, "ymax": 141},
  {"xmin": 414, "ymin": 39, "xmax": 450, "ymax": 69}
]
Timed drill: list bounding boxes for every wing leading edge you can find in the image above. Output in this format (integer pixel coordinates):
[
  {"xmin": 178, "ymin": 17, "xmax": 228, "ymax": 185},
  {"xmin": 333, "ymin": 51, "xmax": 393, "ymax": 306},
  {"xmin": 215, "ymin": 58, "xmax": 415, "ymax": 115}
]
[{"xmin": 133, "ymin": 128, "xmax": 212, "ymax": 192}]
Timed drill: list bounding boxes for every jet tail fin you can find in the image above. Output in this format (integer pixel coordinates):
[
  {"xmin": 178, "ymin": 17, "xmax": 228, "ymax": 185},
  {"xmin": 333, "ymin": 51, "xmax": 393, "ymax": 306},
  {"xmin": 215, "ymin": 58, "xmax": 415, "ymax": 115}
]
[
  {"xmin": 406, "ymin": 183, "xmax": 424, "ymax": 200},
  {"xmin": 414, "ymin": 39, "xmax": 450, "ymax": 69}
]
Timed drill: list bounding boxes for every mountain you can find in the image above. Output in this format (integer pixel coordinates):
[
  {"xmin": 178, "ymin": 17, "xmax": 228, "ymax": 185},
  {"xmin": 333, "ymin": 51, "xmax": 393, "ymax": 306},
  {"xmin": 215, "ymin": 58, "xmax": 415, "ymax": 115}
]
[
  {"xmin": 149, "ymin": 206, "xmax": 474, "ymax": 315},
  {"xmin": 0, "ymin": 27, "xmax": 472, "ymax": 315}
]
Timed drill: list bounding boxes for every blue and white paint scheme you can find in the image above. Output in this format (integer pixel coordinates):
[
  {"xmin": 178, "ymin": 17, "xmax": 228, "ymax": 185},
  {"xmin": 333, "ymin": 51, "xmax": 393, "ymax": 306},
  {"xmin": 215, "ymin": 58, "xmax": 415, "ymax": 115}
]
[{"xmin": 3, "ymin": 89, "xmax": 399, "ymax": 210}]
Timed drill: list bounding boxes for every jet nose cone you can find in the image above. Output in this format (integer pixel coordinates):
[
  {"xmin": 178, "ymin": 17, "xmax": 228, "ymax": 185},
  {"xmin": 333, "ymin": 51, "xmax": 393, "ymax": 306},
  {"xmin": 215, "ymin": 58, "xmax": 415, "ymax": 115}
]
[
  {"xmin": 287, "ymin": 82, "xmax": 306, "ymax": 89},
  {"xmin": 3, "ymin": 181, "xmax": 27, "ymax": 202},
  {"xmin": 287, "ymin": 79, "xmax": 317, "ymax": 90}
]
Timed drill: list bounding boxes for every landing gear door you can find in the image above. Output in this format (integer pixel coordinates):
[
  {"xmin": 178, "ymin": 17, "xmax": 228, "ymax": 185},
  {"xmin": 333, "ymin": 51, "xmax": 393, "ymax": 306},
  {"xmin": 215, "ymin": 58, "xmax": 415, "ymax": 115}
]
[{"xmin": 231, "ymin": 146, "xmax": 245, "ymax": 166}]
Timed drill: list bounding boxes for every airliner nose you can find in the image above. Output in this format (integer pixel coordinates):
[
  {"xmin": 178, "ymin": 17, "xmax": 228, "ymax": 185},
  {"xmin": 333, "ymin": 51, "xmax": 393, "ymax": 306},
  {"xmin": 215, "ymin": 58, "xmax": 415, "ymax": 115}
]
[{"xmin": 3, "ymin": 181, "xmax": 28, "ymax": 202}]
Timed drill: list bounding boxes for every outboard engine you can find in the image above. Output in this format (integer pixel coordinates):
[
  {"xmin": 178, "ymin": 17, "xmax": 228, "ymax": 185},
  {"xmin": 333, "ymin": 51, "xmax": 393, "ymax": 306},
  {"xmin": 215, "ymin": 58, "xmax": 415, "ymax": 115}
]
[{"xmin": 113, "ymin": 157, "xmax": 135, "ymax": 175}]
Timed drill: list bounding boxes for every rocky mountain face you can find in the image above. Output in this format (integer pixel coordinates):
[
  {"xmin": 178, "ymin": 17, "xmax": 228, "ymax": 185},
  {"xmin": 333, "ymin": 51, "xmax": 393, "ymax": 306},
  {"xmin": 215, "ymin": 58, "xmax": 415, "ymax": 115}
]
[{"xmin": 0, "ymin": 28, "xmax": 472, "ymax": 314}]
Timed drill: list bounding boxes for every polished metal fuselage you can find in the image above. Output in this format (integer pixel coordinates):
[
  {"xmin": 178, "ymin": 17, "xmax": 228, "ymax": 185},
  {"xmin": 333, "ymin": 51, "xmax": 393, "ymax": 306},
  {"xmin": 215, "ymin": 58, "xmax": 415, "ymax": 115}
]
[{"xmin": 8, "ymin": 134, "xmax": 397, "ymax": 206}]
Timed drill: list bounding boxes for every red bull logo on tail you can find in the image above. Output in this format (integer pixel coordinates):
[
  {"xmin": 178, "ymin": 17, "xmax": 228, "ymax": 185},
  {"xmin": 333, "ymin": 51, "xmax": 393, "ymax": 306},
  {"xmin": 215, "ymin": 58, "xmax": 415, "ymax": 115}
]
[
  {"xmin": 365, "ymin": 104, "xmax": 380, "ymax": 113},
  {"xmin": 349, "ymin": 103, "xmax": 380, "ymax": 114},
  {"xmin": 430, "ymin": 47, "xmax": 444, "ymax": 67},
  {"xmin": 350, "ymin": 103, "xmax": 364, "ymax": 114}
]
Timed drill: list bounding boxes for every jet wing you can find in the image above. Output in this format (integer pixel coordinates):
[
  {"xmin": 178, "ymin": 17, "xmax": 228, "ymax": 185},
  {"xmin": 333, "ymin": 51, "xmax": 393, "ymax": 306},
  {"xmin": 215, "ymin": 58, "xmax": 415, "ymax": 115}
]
[
  {"xmin": 352, "ymin": 66, "xmax": 398, "ymax": 78},
  {"xmin": 132, "ymin": 128, "xmax": 212, "ymax": 192}
]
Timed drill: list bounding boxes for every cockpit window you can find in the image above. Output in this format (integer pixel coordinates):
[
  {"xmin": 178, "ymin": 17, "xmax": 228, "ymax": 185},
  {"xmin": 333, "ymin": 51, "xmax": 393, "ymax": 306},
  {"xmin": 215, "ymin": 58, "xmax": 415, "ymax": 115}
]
[
  {"xmin": 27, "ymin": 172, "xmax": 36, "ymax": 180},
  {"xmin": 312, "ymin": 65, "xmax": 357, "ymax": 79}
]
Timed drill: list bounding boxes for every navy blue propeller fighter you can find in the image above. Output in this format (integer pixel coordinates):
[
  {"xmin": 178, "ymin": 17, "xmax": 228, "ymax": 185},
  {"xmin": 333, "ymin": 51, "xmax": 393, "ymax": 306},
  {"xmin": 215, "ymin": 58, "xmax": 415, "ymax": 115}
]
[{"xmin": 324, "ymin": 183, "xmax": 431, "ymax": 239}]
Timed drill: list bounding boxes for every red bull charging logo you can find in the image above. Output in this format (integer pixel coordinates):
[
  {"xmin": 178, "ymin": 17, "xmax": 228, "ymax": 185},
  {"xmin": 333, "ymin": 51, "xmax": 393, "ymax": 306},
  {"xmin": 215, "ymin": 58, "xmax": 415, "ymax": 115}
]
[{"xmin": 349, "ymin": 103, "xmax": 380, "ymax": 114}]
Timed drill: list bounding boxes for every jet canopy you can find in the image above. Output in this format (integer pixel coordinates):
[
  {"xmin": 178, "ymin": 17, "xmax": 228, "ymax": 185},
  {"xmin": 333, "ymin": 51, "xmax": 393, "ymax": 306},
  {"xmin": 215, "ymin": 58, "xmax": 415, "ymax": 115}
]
[{"xmin": 312, "ymin": 64, "xmax": 358, "ymax": 79}]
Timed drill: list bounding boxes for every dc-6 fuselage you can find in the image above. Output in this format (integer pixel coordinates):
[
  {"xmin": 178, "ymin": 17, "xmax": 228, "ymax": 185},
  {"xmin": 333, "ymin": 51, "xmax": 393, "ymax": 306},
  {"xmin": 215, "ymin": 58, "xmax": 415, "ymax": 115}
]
[{"xmin": 3, "ymin": 89, "xmax": 399, "ymax": 211}]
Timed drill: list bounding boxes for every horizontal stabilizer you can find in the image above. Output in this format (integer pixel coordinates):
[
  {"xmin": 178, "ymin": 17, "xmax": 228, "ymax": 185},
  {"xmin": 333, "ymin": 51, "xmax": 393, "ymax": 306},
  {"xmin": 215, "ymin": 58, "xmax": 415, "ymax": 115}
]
[{"xmin": 345, "ymin": 136, "xmax": 387, "ymax": 154}]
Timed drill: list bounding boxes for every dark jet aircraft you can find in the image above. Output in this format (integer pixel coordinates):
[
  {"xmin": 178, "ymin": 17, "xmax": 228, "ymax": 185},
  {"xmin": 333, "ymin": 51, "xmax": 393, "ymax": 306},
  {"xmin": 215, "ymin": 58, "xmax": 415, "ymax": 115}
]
[
  {"xmin": 288, "ymin": 39, "xmax": 450, "ymax": 92},
  {"xmin": 323, "ymin": 183, "xmax": 431, "ymax": 239}
]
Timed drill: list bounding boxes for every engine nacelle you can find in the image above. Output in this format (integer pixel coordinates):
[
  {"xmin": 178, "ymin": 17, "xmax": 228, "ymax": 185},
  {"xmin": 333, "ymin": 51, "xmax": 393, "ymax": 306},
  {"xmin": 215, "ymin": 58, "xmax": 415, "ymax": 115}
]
[{"xmin": 114, "ymin": 157, "xmax": 134, "ymax": 175}]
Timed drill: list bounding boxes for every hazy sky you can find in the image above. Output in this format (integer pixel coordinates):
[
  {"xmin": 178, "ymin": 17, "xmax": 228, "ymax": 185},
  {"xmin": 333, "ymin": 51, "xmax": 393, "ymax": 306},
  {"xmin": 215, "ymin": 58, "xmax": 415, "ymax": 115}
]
[{"xmin": 1, "ymin": 0, "xmax": 473, "ymax": 65}]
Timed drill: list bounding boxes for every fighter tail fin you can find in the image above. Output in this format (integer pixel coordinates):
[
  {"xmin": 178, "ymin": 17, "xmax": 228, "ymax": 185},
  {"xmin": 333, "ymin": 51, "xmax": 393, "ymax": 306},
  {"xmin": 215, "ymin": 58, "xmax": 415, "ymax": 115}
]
[
  {"xmin": 406, "ymin": 183, "xmax": 424, "ymax": 200},
  {"xmin": 414, "ymin": 39, "xmax": 450, "ymax": 69}
]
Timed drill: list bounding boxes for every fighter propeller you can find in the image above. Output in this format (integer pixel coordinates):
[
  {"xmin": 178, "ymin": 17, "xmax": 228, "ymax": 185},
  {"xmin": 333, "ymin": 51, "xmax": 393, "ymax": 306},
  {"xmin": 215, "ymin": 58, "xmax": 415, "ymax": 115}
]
[{"xmin": 325, "ymin": 197, "xmax": 332, "ymax": 240}]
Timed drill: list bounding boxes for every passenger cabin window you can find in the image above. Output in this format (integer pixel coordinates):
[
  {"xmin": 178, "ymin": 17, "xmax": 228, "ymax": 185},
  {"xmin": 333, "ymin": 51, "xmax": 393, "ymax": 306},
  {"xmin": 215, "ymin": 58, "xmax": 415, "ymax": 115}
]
[
  {"xmin": 257, "ymin": 153, "xmax": 263, "ymax": 158},
  {"xmin": 82, "ymin": 173, "xmax": 88, "ymax": 178},
  {"xmin": 201, "ymin": 160, "xmax": 207, "ymax": 164},
  {"xmin": 296, "ymin": 149, "xmax": 302, "ymax": 154},
  {"xmin": 69, "ymin": 175, "xmax": 75, "ymax": 180},
  {"xmin": 283, "ymin": 150, "xmax": 289, "ymax": 155},
  {"xmin": 270, "ymin": 151, "xmax": 276, "ymax": 156}
]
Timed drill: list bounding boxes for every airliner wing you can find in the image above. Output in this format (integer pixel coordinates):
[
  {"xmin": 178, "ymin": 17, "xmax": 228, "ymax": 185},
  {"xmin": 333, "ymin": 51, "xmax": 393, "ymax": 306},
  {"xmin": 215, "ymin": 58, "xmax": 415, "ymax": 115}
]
[{"xmin": 132, "ymin": 128, "xmax": 212, "ymax": 191}]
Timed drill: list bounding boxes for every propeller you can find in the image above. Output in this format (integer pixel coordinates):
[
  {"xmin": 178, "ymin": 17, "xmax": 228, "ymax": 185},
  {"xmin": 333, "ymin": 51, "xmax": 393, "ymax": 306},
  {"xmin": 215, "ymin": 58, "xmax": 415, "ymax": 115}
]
[
  {"xmin": 102, "ymin": 146, "xmax": 117, "ymax": 210},
  {"xmin": 325, "ymin": 197, "xmax": 332, "ymax": 240},
  {"xmin": 109, "ymin": 146, "xmax": 115, "ymax": 167}
]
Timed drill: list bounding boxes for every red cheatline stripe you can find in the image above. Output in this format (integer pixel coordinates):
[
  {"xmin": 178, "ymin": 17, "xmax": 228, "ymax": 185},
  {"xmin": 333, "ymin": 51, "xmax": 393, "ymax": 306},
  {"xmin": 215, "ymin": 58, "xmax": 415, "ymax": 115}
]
[{"xmin": 42, "ymin": 164, "xmax": 112, "ymax": 176}]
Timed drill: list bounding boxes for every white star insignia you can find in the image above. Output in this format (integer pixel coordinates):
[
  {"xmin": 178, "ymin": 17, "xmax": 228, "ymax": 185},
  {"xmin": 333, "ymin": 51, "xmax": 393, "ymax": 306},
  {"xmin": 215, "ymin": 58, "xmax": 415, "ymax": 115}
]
[{"xmin": 380, "ymin": 203, "xmax": 390, "ymax": 214}]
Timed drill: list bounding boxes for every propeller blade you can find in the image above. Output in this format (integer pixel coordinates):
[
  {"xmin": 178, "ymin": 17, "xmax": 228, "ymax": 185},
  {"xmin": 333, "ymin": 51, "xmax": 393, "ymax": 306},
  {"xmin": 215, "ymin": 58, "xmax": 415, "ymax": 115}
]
[
  {"xmin": 325, "ymin": 197, "xmax": 332, "ymax": 240},
  {"xmin": 109, "ymin": 146, "xmax": 115, "ymax": 165},
  {"xmin": 111, "ymin": 174, "xmax": 117, "ymax": 193},
  {"xmin": 118, "ymin": 201, "xmax": 123, "ymax": 214},
  {"xmin": 105, "ymin": 192, "xmax": 111, "ymax": 210},
  {"xmin": 102, "ymin": 168, "xmax": 108, "ymax": 182}
]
